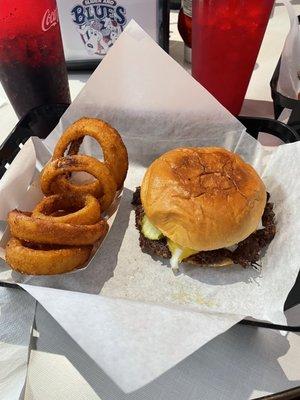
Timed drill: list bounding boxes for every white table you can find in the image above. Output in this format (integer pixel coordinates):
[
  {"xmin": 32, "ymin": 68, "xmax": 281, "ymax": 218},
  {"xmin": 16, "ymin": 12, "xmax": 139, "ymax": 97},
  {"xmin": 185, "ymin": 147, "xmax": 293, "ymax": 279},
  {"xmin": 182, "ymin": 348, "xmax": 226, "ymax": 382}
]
[{"xmin": 0, "ymin": 4, "xmax": 299, "ymax": 400}]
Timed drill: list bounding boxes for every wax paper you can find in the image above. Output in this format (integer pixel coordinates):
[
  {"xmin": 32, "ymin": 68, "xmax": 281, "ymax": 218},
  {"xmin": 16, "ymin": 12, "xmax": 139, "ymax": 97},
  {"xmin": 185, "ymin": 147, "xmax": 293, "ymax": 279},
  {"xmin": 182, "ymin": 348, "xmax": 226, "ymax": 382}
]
[{"xmin": 277, "ymin": 0, "xmax": 300, "ymax": 99}]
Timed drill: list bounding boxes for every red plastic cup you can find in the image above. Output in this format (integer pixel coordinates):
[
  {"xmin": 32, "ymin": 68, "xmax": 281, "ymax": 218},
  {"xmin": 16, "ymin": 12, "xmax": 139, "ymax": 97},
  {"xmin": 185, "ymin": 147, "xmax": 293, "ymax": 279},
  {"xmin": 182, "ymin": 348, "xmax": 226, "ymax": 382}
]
[
  {"xmin": 0, "ymin": 0, "xmax": 70, "ymax": 118},
  {"xmin": 192, "ymin": 0, "xmax": 274, "ymax": 115}
]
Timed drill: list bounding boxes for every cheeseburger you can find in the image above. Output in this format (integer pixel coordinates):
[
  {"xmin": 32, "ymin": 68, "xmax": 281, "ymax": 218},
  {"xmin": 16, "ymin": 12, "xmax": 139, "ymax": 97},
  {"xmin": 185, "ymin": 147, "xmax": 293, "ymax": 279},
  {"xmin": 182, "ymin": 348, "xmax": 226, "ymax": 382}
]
[{"xmin": 132, "ymin": 147, "xmax": 276, "ymax": 270}]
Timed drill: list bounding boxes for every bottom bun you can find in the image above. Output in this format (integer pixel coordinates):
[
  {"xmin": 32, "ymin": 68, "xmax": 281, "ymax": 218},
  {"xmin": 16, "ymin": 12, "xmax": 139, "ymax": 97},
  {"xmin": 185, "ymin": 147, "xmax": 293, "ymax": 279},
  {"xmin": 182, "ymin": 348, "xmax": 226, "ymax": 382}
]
[{"xmin": 185, "ymin": 257, "xmax": 233, "ymax": 268}]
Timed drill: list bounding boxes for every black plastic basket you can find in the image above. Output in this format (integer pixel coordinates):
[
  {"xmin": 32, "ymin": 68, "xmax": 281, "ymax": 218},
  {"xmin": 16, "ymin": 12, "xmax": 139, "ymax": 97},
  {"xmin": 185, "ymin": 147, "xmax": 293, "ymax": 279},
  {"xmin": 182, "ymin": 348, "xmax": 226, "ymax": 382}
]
[
  {"xmin": 0, "ymin": 105, "xmax": 299, "ymax": 335},
  {"xmin": 0, "ymin": 103, "xmax": 69, "ymax": 178},
  {"xmin": 256, "ymin": 387, "xmax": 300, "ymax": 400}
]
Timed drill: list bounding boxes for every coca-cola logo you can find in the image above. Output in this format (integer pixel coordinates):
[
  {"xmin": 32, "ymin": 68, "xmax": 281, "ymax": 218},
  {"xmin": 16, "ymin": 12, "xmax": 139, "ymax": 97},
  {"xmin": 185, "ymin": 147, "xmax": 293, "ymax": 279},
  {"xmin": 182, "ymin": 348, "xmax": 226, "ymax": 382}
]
[
  {"xmin": 71, "ymin": 0, "xmax": 126, "ymax": 27},
  {"xmin": 42, "ymin": 8, "xmax": 58, "ymax": 32}
]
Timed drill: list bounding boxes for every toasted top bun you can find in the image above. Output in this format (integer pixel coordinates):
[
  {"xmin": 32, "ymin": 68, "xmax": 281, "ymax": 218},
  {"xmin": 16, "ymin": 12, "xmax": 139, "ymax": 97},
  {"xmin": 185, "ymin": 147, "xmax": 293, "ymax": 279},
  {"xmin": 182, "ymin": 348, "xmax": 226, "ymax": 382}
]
[{"xmin": 141, "ymin": 147, "xmax": 267, "ymax": 251}]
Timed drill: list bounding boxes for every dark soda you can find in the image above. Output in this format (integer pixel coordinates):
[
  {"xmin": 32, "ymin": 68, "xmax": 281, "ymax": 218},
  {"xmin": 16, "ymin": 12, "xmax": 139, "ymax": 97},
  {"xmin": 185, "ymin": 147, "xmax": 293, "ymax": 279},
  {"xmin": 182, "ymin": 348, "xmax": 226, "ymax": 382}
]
[{"xmin": 0, "ymin": 0, "xmax": 70, "ymax": 118}]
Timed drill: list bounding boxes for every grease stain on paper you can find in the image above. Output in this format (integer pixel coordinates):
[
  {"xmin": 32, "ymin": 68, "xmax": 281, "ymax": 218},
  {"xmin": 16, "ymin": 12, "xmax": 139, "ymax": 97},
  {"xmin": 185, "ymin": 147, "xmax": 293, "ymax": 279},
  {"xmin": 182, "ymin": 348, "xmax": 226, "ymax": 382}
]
[{"xmin": 172, "ymin": 287, "xmax": 216, "ymax": 307}]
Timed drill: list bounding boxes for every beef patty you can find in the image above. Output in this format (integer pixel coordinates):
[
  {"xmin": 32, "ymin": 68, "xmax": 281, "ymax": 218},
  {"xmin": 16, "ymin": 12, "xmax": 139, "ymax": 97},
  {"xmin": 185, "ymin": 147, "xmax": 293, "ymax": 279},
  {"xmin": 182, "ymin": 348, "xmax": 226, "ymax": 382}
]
[{"xmin": 132, "ymin": 187, "xmax": 276, "ymax": 268}]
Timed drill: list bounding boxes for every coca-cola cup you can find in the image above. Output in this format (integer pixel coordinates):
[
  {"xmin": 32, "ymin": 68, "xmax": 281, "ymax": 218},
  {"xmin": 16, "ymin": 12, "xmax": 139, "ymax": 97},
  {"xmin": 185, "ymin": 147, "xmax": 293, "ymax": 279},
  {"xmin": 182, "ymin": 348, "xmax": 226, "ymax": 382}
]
[{"xmin": 0, "ymin": 0, "xmax": 70, "ymax": 119}]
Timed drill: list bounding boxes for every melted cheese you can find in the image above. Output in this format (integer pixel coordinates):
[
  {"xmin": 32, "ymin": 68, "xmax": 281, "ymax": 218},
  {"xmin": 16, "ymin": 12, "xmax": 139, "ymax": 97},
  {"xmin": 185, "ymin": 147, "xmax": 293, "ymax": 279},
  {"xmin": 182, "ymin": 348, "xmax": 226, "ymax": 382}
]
[
  {"xmin": 167, "ymin": 239, "xmax": 198, "ymax": 271},
  {"xmin": 170, "ymin": 248, "xmax": 183, "ymax": 271}
]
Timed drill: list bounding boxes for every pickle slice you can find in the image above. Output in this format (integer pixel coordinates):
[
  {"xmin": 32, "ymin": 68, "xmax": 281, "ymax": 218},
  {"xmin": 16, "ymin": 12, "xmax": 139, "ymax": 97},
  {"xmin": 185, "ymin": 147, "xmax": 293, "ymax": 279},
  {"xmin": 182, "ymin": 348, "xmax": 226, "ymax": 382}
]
[{"xmin": 141, "ymin": 215, "xmax": 163, "ymax": 240}]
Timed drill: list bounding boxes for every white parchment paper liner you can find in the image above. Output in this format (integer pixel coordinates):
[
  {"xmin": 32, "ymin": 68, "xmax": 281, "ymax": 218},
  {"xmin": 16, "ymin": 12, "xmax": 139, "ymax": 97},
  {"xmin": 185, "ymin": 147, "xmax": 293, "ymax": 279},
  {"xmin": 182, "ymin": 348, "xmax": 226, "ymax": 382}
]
[
  {"xmin": 0, "ymin": 21, "xmax": 299, "ymax": 392},
  {"xmin": 277, "ymin": 0, "xmax": 300, "ymax": 99}
]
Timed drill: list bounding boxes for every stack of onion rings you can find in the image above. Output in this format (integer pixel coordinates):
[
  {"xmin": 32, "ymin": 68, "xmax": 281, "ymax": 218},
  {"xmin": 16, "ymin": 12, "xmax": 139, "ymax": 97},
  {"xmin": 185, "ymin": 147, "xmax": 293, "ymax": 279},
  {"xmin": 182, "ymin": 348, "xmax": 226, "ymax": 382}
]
[{"xmin": 5, "ymin": 117, "xmax": 128, "ymax": 275}]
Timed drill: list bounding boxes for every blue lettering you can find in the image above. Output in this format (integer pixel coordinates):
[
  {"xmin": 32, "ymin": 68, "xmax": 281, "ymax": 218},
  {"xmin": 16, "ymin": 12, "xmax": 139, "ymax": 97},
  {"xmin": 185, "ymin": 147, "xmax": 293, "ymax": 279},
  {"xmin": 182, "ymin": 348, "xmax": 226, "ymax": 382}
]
[
  {"xmin": 71, "ymin": 3, "xmax": 126, "ymax": 28},
  {"xmin": 71, "ymin": 5, "xmax": 86, "ymax": 25},
  {"xmin": 86, "ymin": 5, "xmax": 95, "ymax": 20},
  {"xmin": 107, "ymin": 7, "xmax": 115, "ymax": 19},
  {"xmin": 115, "ymin": 6, "xmax": 126, "ymax": 26},
  {"xmin": 93, "ymin": 5, "xmax": 105, "ymax": 19}
]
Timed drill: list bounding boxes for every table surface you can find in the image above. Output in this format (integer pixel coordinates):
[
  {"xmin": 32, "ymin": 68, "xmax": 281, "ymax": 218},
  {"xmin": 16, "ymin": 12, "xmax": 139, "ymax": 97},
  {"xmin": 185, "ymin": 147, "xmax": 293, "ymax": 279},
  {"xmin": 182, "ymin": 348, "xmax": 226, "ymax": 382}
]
[{"xmin": 0, "ymin": 5, "xmax": 299, "ymax": 400}]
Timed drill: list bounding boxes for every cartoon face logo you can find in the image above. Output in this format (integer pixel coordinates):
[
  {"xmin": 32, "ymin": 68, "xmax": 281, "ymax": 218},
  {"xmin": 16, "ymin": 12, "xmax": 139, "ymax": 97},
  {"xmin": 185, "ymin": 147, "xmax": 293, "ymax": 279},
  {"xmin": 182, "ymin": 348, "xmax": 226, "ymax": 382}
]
[{"xmin": 71, "ymin": 0, "xmax": 126, "ymax": 57}]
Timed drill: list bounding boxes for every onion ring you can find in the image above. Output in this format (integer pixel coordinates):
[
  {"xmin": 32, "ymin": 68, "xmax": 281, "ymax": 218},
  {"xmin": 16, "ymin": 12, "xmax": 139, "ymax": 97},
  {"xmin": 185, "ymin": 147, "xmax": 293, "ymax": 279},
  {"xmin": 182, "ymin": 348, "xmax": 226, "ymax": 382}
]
[
  {"xmin": 52, "ymin": 117, "xmax": 128, "ymax": 189},
  {"xmin": 40, "ymin": 155, "xmax": 117, "ymax": 212},
  {"xmin": 6, "ymin": 238, "xmax": 92, "ymax": 275},
  {"xmin": 8, "ymin": 210, "xmax": 109, "ymax": 246},
  {"xmin": 32, "ymin": 194, "xmax": 101, "ymax": 225}
]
